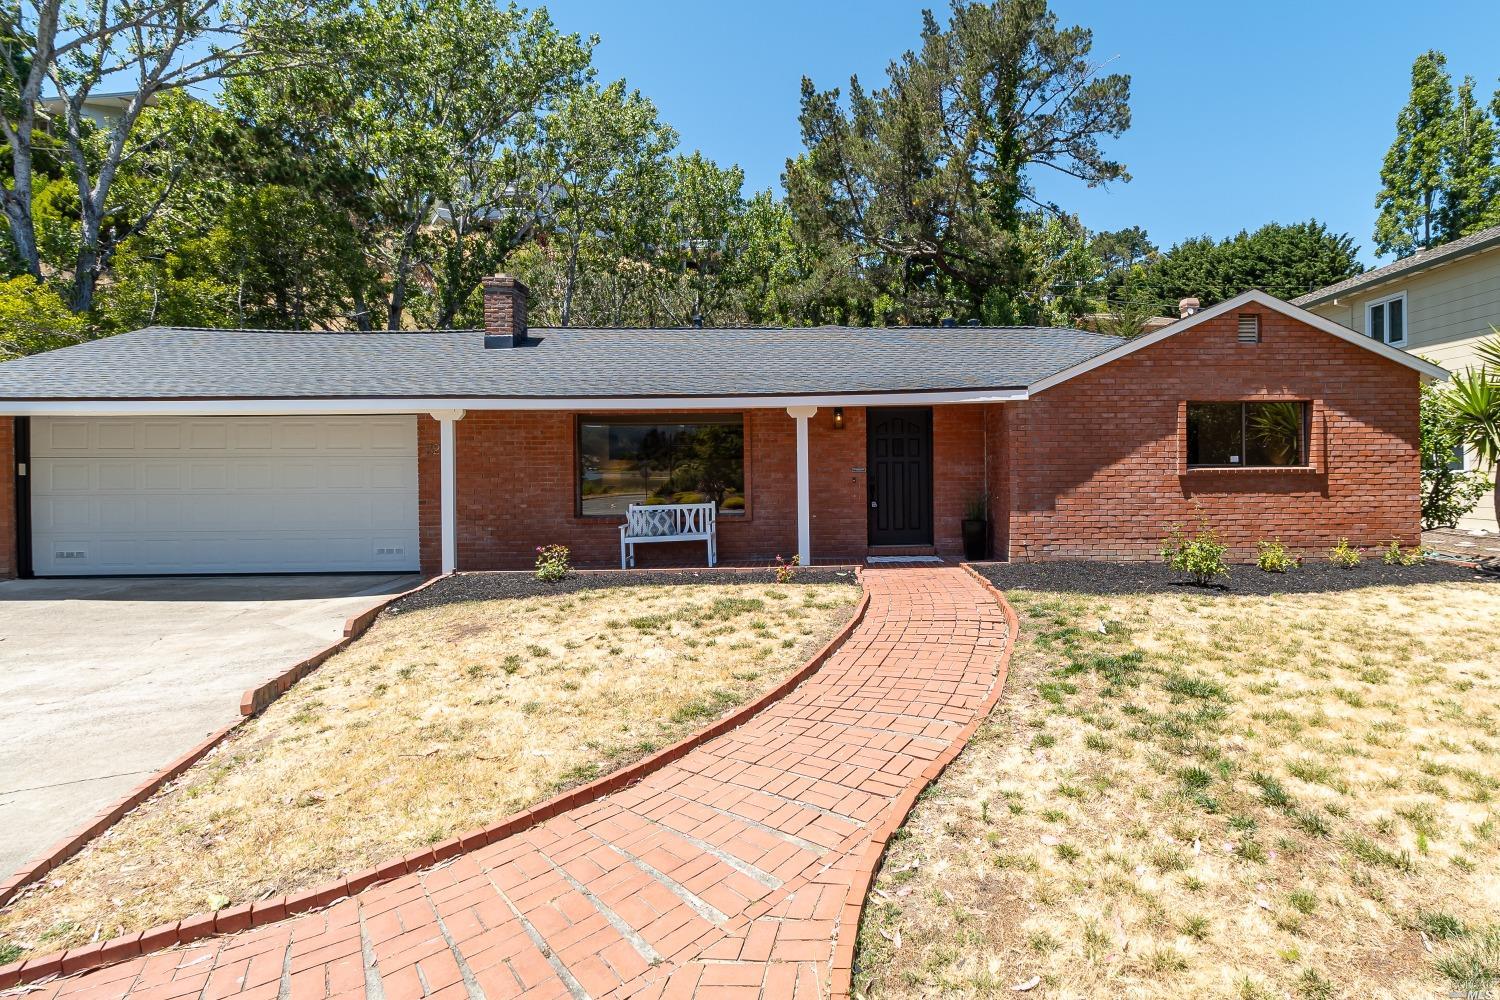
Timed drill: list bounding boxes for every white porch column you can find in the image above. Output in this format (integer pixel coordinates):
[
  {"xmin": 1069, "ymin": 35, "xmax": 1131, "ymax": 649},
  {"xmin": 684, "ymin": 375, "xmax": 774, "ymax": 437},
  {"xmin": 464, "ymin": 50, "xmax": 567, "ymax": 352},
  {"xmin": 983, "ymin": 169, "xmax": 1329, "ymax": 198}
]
[
  {"xmin": 786, "ymin": 405, "xmax": 818, "ymax": 566},
  {"xmin": 432, "ymin": 409, "xmax": 466, "ymax": 574}
]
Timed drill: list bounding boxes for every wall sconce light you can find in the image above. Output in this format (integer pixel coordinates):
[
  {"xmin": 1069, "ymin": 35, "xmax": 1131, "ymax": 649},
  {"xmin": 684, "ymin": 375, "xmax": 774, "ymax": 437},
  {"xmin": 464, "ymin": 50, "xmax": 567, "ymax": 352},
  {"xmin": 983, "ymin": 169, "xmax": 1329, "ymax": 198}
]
[{"xmin": 832, "ymin": 407, "xmax": 845, "ymax": 430}]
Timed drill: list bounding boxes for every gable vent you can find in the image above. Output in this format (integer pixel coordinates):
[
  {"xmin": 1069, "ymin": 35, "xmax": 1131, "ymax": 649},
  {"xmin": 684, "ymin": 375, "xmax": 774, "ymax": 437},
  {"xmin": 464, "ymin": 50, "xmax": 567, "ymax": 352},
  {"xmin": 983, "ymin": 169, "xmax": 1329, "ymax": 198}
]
[{"xmin": 1237, "ymin": 314, "xmax": 1261, "ymax": 343}]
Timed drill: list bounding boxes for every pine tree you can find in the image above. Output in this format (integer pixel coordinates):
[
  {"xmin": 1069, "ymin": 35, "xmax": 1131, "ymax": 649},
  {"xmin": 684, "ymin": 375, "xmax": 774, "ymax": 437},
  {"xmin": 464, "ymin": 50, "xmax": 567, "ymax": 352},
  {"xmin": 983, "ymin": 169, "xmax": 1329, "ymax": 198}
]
[
  {"xmin": 1374, "ymin": 51, "xmax": 1455, "ymax": 258},
  {"xmin": 1437, "ymin": 76, "xmax": 1500, "ymax": 239}
]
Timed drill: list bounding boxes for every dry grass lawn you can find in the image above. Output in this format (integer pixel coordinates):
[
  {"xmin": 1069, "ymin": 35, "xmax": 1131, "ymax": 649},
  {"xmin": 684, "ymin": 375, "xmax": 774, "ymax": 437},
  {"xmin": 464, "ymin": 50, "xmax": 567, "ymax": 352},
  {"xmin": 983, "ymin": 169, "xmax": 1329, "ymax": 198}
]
[
  {"xmin": 855, "ymin": 580, "xmax": 1500, "ymax": 1000},
  {"xmin": 0, "ymin": 581, "xmax": 858, "ymax": 963}
]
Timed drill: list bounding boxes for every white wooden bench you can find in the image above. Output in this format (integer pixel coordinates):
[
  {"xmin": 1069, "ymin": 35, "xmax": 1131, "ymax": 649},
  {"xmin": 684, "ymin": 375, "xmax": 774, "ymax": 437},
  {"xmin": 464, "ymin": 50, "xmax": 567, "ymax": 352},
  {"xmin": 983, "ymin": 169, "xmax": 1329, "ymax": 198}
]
[{"xmin": 619, "ymin": 502, "xmax": 717, "ymax": 568}]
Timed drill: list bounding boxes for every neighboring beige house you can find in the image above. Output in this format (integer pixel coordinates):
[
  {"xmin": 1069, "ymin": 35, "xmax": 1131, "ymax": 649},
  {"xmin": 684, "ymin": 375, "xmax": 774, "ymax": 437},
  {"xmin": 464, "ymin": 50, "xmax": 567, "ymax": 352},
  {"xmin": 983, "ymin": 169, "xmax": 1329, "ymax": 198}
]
[{"xmin": 1295, "ymin": 224, "xmax": 1500, "ymax": 534}]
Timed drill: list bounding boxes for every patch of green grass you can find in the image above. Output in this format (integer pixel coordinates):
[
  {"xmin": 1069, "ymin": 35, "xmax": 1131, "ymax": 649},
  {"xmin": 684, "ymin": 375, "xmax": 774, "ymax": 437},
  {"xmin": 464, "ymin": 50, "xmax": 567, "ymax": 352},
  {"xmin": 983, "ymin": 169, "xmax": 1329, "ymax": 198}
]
[
  {"xmin": 0, "ymin": 942, "xmax": 22, "ymax": 965},
  {"xmin": 708, "ymin": 596, "xmax": 765, "ymax": 618},
  {"xmin": 1179, "ymin": 914, "xmax": 1210, "ymax": 940},
  {"xmin": 1295, "ymin": 967, "xmax": 1335, "ymax": 1000},
  {"xmin": 1163, "ymin": 672, "xmax": 1230, "ymax": 701},
  {"xmin": 1288, "ymin": 890, "xmax": 1318, "ymax": 915},
  {"xmin": 1434, "ymin": 925, "xmax": 1500, "ymax": 996},
  {"xmin": 1343, "ymin": 834, "xmax": 1415, "ymax": 872},
  {"xmin": 1419, "ymin": 911, "xmax": 1466, "ymax": 940}
]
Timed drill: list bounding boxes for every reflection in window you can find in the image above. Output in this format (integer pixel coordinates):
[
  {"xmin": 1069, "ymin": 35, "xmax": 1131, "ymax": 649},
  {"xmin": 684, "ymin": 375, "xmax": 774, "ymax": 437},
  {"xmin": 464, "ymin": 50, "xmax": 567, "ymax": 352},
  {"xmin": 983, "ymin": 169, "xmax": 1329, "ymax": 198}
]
[
  {"xmin": 1187, "ymin": 402, "xmax": 1307, "ymax": 468},
  {"xmin": 578, "ymin": 415, "xmax": 745, "ymax": 516}
]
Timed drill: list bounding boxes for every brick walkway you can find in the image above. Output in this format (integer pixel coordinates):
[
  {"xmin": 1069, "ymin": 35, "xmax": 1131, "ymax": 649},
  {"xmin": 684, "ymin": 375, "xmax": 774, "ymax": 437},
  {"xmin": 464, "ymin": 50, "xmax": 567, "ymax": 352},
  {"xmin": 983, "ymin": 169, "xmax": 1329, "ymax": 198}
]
[{"xmin": 18, "ymin": 567, "xmax": 1010, "ymax": 1000}]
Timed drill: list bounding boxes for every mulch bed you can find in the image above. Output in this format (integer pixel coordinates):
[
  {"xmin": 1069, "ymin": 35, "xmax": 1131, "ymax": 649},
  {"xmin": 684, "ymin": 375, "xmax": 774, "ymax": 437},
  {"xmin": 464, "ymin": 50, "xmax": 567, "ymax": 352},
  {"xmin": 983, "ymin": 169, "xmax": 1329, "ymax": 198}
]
[
  {"xmin": 390, "ymin": 567, "xmax": 861, "ymax": 614},
  {"xmin": 974, "ymin": 558, "xmax": 1498, "ymax": 597}
]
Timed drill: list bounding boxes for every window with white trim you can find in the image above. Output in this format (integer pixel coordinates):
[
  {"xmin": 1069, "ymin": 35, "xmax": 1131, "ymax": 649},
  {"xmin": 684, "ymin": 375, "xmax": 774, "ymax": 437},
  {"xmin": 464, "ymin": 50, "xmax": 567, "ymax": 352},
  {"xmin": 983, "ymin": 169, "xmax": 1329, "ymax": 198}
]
[{"xmin": 1365, "ymin": 291, "xmax": 1407, "ymax": 347}]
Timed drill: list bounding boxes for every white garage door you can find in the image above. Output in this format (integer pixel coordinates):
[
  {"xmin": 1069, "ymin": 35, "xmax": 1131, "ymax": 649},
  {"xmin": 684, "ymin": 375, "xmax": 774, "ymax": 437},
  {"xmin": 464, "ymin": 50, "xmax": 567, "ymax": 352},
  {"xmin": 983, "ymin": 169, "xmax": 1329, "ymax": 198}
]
[{"xmin": 30, "ymin": 416, "xmax": 420, "ymax": 575}]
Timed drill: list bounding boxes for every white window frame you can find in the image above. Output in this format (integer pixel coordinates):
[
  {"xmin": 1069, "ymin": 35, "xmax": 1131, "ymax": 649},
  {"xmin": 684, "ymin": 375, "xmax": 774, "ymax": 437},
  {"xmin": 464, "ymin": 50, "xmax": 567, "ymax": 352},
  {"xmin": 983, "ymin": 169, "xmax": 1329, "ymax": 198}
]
[{"xmin": 1365, "ymin": 290, "xmax": 1408, "ymax": 348}]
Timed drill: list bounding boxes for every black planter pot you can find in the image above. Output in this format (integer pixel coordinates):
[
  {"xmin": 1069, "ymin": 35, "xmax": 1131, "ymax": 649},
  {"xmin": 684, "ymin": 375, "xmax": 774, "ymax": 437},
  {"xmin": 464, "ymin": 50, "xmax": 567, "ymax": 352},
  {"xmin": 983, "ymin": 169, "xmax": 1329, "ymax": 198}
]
[{"xmin": 961, "ymin": 518, "xmax": 988, "ymax": 561}]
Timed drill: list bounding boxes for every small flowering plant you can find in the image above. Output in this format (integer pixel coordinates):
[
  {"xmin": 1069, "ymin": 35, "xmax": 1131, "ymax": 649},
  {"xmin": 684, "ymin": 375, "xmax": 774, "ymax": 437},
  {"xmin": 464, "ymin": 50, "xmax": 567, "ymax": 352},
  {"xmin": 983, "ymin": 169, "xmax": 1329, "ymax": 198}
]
[
  {"xmin": 535, "ymin": 544, "xmax": 571, "ymax": 582},
  {"xmin": 773, "ymin": 553, "xmax": 799, "ymax": 584}
]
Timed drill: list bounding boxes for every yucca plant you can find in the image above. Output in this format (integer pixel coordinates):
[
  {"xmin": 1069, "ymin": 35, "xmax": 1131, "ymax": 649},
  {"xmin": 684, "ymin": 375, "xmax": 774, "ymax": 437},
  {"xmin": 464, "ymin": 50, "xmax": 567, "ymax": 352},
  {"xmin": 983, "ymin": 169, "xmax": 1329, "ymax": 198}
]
[{"xmin": 1444, "ymin": 336, "xmax": 1500, "ymax": 528}]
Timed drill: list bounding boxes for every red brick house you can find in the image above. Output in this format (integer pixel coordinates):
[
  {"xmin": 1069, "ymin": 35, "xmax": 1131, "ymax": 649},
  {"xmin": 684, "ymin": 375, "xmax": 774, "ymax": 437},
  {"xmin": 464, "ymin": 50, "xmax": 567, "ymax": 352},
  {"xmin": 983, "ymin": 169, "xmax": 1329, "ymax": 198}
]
[{"xmin": 0, "ymin": 280, "xmax": 1444, "ymax": 578}]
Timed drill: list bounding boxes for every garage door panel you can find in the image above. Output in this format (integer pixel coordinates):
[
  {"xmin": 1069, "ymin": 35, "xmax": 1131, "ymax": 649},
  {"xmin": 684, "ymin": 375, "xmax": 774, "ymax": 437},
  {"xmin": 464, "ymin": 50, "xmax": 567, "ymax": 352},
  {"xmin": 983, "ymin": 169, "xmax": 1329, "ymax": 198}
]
[
  {"xmin": 47, "ymin": 461, "xmax": 94, "ymax": 492},
  {"xmin": 31, "ymin": 416, "xmax": 419, "ymax": 575}
]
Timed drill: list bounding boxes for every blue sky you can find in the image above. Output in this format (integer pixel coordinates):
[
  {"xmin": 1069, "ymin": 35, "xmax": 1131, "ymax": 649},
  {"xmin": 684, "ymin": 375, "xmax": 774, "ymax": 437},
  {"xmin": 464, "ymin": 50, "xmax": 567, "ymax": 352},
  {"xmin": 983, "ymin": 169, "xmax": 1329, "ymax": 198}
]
[{"xmin": 543, "ymin": 0, "xmax": 1500, "ymax": 267}]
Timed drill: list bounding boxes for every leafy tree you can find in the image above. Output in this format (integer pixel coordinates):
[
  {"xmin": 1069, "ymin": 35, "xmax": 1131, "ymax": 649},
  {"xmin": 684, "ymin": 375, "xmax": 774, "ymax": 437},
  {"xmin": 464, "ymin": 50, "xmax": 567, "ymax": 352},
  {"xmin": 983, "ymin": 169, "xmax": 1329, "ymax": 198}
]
[
  {"xmin": 667, "ymin": 152, "xmax": 747, "ymax": 323},
  {"xmin": 533, "ymin": 80, "xmax": 676, "ymax": 326},
  {"xmin": 1375, "ymin": 51, "xmax": 1454, "ymax": 257},
  {"xmin": 1420, "ymin": 380, "xmax": 1492, "ymax": 529},
  {"xmin": 1006, "ymin": 211, "xmax": 1098, "ymax": 325},
  {"xmin": 785, "ymin": 0, "xmax": 1131, "ymax": 322},
  {"xmin": 0, "ymin": 0, "xmax": 327, "ymax": 309},
  {"xmin": 1437, "ymin": 76, "xmax": 1500, "ymax": 239},
  {"xmin": 231, "ymin": 0, "xmax": 594, "ymax": 330},
  {"xmin": 0, "ymin": 274, "xmax": 85, "ymax": 357},
  {"xmin": 1110, "ymin": 221, "xmax": 1361, "ymax": 313},
  {"xmin": 1091, "ymin": 226, "xmax": 1156, "ymax": 278}
]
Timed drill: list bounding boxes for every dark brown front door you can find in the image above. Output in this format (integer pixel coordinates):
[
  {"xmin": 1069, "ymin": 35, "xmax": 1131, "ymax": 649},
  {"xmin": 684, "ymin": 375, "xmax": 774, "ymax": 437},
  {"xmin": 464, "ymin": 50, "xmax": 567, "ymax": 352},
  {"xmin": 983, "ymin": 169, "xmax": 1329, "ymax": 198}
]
[{"xmin": 867, "ymin": 407, "xmax": 933, "ymax": 546}]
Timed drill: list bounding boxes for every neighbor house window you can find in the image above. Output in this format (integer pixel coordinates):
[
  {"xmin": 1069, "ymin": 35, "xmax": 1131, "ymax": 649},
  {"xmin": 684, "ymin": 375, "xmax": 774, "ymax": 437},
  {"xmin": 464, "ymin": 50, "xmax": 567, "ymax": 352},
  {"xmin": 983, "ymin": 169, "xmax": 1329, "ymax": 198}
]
[
  {"xmin": 1365, "ymin": 291, "xmax": 1407, "ymax": 347},
  {"xmin": 577, "ymin": 414, "xmax": 745, "ymax": 516},
  {"xmin": 1187, "ymin": 402, "xmax": 1308, "ymax": 468}
]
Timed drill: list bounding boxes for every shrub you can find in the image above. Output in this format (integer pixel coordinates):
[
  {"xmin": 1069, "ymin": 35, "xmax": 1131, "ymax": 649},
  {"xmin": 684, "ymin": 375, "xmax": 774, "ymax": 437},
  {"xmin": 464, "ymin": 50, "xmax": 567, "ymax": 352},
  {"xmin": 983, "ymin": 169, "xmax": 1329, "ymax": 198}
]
[
  {"xmin": 1327, "ymin": 538, "xmax": 1362, "ymax": 568},
  {"xmin": 0, "ymin": 275, "xmax": 86, "ymax": 359},
  {"xmin": 773, "ymin": 553, "xmax": 799, "ymax": 584},
  {"xmin": 1421, "ymin": 381, "xmax": 1494, "ymax": 528},
  {"xmin": 1382, "ymin": 540, "xmax": 1422, "ymax": 566},
  {"xmin": 722, "ymin": 495, "xmax": 745, "ymax": 510},
  {"xmin": 1255, "ymin": 539, "xmax": 1299, "ymax": 573},
  {"xmin": 534, "ymin": 544, "xmax": 571, "ymax": 581},
  {"xmin": 1160, "ymin": 523, "xmax": 1229, "ymax": 586}
]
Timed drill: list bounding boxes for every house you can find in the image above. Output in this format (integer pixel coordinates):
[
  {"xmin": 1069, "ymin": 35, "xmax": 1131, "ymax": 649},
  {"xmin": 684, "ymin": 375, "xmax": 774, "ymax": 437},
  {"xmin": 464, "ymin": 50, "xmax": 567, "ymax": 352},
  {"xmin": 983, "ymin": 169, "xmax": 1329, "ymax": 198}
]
[
  {"xmin": 40, "ymin": 90, "xmax": 157, "ymax": 131},
  {"xmin": 1295, "ymin": 223, "xmax": 1500, "ymax": 533},
  {"xmin": 0, "ymin": 280, "xmax": 1444, "ymax": 578}
]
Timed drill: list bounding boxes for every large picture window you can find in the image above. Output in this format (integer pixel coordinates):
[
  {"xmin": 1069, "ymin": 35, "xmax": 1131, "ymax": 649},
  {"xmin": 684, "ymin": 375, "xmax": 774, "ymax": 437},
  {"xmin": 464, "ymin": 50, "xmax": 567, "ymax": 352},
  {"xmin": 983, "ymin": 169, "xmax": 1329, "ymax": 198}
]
[
  {"xmin": 578, "ymin": 414, "xmax": 745, "ymax": 516},
  {"xmin": 1187, "ymin": 402, "xmax": 1308, "ymax": 468}
]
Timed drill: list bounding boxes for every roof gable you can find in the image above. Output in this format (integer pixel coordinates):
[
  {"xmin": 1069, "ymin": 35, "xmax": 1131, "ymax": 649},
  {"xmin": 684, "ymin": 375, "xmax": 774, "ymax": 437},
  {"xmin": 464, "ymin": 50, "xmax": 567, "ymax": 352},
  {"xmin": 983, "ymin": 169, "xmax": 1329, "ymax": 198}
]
[{"xmin": 1027, "ymin": 290, "xmax": 1449, "ymax": 393}]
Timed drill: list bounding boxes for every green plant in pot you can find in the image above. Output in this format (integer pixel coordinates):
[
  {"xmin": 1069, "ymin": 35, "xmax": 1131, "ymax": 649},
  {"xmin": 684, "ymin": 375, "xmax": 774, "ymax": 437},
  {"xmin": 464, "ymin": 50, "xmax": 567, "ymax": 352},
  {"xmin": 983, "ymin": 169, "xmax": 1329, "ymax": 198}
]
[
  {"xmin": 962, "ymin": 495, "xmax": 989, "ymax": 561},
  {"xmin": 1248, "ymin": 402, "xmax": 1304, "ymax": 466}
]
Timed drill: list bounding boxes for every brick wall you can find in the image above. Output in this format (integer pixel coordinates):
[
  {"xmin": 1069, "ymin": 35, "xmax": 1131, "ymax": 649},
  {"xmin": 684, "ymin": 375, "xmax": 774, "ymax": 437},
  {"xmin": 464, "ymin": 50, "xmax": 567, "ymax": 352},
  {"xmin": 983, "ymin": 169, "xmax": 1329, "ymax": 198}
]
[
  {"xmin": 932, "ymin": 405, "xmax": 986, "ymax": 558},
  {"xmin": 418, "ymin": 407, "xmax": 877, "ymax": 574},
  {"xmin": 1, "ymin": 419, "xmax": 14, "ymax": 578},
  {"xmin": 412, "ymin": 308, "xmax": 1421, "ymax": 572},
  {"xmin": 1001, "ymin": 306, "xmax": 1422, "ymax": 561}
]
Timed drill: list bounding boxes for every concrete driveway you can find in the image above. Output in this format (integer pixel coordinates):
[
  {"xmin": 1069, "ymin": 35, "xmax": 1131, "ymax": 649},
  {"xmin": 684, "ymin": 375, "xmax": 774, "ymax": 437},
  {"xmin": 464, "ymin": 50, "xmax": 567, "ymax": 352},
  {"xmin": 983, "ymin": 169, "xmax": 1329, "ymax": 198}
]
[{"xmin": 0, "ymin": 573, "xmax": 421, "ymax": 878}]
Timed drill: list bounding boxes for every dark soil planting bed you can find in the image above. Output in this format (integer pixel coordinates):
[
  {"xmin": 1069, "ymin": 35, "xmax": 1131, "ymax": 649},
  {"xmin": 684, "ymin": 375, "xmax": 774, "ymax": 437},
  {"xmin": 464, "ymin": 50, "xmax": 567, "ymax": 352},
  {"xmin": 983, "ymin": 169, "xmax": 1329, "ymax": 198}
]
[
  {"xmin": 391, "ymin": 566, "xmax": 861, "ymax": 614},
  {"xmin": 974, "ymin": 558, "xmax": 1498, "ymax": 597}
]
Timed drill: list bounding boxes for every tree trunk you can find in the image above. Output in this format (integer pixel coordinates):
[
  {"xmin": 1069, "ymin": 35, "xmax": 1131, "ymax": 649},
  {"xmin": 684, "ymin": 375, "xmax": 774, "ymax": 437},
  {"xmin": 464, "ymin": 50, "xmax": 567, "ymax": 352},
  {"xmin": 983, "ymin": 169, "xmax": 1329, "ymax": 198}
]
[
  {"xmin": 71, "ymin": 200, "xmax": 104, "ymax": 313},
  {"xmin": 385, "ymin": 222, "xmax": 421, "ymax": 331},
  {"xmin": 1, "ymin": 183, "xmax": 41, "ymax": 279},
  {"xmin": 561, "ymin": 230, "xmax": 580, "ymax": 327}
]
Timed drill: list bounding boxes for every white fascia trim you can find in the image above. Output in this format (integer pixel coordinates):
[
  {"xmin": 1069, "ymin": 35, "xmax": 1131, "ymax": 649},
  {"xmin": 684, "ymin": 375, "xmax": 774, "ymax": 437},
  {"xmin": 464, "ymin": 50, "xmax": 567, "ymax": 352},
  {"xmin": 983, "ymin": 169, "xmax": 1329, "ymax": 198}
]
[
  {"xmin": 0, "ymin": 387, "xmax": 1030, "ymax": 417},
  {"xmin": 1026, "ymin": 289, "xmax": 1450, "ymax": 395}
]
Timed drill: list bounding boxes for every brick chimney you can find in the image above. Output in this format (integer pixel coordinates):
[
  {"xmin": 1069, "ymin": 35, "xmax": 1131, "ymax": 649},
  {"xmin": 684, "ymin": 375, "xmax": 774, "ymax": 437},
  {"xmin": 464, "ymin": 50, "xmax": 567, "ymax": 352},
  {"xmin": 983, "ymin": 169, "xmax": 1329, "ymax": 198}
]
[
  {"xmin": 1178, "ymin": 297, "xmax": 1200, "ymax": 319},
  {"xmin": 483, "ymin": 275, "xmax": 528, "ymax": 348}
]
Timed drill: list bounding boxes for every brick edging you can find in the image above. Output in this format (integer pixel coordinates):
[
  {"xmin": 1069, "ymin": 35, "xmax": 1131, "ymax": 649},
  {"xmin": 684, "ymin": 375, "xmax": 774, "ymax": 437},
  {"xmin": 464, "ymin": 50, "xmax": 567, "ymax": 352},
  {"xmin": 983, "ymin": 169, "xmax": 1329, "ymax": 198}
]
[
  {"xmin": 238, "ymin": 573, "xmax": 450, "ymax": 716},
  {"xmin": 828, "ymin": 563, "xmax": 1020, "ymax": 1000},
  {"xmin": 0, "ymin": 571, "xmax": 872, "ymax": 991},
  {"xmin": 0, "ymin": 575, "xmax": 448, "ymax": 922}
]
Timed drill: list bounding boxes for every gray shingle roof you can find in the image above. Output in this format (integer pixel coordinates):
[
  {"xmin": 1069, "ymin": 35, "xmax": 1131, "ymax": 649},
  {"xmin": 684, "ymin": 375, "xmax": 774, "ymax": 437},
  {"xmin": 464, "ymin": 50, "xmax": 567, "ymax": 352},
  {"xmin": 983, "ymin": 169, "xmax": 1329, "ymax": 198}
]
[
  {"xmin": 0, "ymin": 324, "xmax": 1123, "ymax": 401},
  {"xmin": 1292, "ymin": 223, "xmax": 1500, "ymax": 307}
]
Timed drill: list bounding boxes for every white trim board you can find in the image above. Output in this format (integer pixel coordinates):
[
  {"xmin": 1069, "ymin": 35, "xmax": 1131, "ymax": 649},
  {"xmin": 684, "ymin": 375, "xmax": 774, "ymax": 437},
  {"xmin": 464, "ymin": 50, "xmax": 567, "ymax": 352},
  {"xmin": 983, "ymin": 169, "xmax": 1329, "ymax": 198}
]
[
  {"xmin": 1027, "ymin": 289, "xmax": 1450, "ymax": 394},
  {"xmin": 0, "ymin": 387, "xmax": 1029, "ymax": 417}
]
